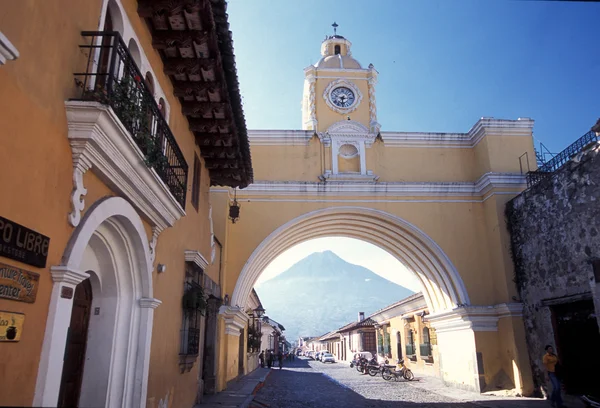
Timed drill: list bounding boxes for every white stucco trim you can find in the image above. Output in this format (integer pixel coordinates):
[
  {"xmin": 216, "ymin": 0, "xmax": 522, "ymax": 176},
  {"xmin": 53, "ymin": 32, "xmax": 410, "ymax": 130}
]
[
  {"xmin": 230, "ymin": 207, "xmax": 470, "ymax": 314},
  {"xmin": 219, "ymin": 305, "xmax": 248, "ymax": 336},
  {"xmin": 34, "ymin": 197, "xmax": 157, "ymax": 408},
  {"xmin": 0, "ymin": 31, "xmax": 19, "ymax": 64},
  {"xmin": 184, "ymin": 250, "xmax": 209, "ymax": 270},
  {"xmin": 428, "ymin": 303, "xmax": 524, "ymax": 333},
  {"xmin": 248, "ymin": 117, "xmax": 534, "ymax": 147},
  {"xmin": 65, "ymin": 101, "xmax": 185, "ymax": 230},
  {"xmin": 248, "ymin": 130, "xmax": 314, "ymax": 146},
  {"xmin": 212, "ymin": 173, "xmax": 526, "ymax": 198}
]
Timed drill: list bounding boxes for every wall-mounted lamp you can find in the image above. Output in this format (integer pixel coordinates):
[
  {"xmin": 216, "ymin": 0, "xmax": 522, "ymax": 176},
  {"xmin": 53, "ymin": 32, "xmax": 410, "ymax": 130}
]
[
  {"xmin": 157, "ymin": 264, "xmax": 167, "ymax": 273},
  {"xmin": 228, "ymin": 188, "xmax": 240, "ymax": 223}
]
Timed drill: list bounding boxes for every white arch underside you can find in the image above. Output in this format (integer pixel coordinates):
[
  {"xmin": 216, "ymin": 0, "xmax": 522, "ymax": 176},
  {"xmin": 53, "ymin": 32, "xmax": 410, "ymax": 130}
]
[{"xmin": 231, "ymin": 207, "xmax": 470, "ymax": 313}]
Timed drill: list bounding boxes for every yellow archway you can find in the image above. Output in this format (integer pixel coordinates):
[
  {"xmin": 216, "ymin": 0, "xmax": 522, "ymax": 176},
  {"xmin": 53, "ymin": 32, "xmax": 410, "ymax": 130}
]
[{"xmin": 230, "ymin": 206, "xmax": 470, "ymax": 314}]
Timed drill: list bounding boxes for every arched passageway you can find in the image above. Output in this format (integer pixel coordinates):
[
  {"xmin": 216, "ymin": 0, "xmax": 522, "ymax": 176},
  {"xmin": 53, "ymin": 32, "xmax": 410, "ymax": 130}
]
[{"xmin": 231, "ymin": 206, "xmax": 469, "ymax": 314}]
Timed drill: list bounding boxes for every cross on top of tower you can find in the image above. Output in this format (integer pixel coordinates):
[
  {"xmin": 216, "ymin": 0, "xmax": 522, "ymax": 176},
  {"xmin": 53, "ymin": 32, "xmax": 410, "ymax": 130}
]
[{"xmin": 332, "ymin": 22, "xmax": 338, "ymax": 36}]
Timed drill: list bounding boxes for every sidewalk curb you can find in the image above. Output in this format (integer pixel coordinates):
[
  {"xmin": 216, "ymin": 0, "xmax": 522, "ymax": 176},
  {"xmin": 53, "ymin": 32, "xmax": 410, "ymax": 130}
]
[{"xmin": 240, "ymin": 369, "xmax": 271, "ymax": 408}]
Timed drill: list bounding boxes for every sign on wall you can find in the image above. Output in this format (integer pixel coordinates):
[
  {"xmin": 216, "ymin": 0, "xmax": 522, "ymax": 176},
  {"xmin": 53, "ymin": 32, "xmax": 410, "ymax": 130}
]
[
  {"xmin": 0, "ymin": 216, "xmax": 50, "ymax": 268},
  {"xmin": 0, "ymin": 262, "xmax": 40, "ymax": 303},
  {"xmin": 0, "ymin": 311, "xmax": 25, "ymax": 342}
]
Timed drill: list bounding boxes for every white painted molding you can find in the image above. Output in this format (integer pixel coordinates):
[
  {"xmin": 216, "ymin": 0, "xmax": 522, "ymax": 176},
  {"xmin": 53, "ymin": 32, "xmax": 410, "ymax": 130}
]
[
  {"xmin": 230, "ymin": 206, "xmax": 470, "ymax": 314},
  {"xmin": 139, "ymin": 297, "xmax": 162, "ymax": 309},
  {"xmin": 247, "ymin": 117, "xmax": 534, "ymax": 147},
  {"xmin": 212, "ymin": 173, "xmax": 526, "ymax": 198},
  {"xmin": 184, "ymin": 250, "xmax": 209, "ymax": 270},
  {"xmin": 382, "ymin": 117, "xmax": 535, "ymax": 148},
  {"xmin": 68, "ymin": 151, "xmax": 92, "ymax": 227},
  {"xmin": 50, "ymin": 266, "xmax": 90, "ymax": 285},
  {"xmin": 218, "ymin": 305, "xmax": 248, "ymax": 336},
  {"xmin": 428, "ymin": 303, "xmax": 524, "ymax": 333},
  {"xmin": 65, "ymin": 101, "xmax": 186, "ymax": 231},
  {"xmin": 249, "ymin": 129, "xmax": 314, "ymax": 146},
  {"xmin": 0, "ymin": 31, "xmax": 19, "ymax": 65},
  {"xmin": 323, "ymin": 79, "xmax": 363, "ymax": 115}
]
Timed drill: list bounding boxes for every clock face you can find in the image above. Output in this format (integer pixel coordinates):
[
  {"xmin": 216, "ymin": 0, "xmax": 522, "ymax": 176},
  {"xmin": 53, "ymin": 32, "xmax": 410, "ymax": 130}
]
[{"xmin": 330, "ymin": 87, "xmax": 356, "ymax": 108}]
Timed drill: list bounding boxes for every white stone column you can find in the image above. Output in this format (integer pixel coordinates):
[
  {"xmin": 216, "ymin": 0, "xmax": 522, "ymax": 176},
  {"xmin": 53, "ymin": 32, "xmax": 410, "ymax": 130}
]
[
  {"xmin": 34, "ymin": 266, "xmax": 90, "ymax": 407},
  {"xmin": 133, "ymin": 298, "xmax": 161, "ymax": 408},
  {"xmin": 359, "ymin": 141, "xmax": 367, "ymax": 175},
  {"xmin": 332, "ymin": 142, "xmax": 339, "ymax": 175}
]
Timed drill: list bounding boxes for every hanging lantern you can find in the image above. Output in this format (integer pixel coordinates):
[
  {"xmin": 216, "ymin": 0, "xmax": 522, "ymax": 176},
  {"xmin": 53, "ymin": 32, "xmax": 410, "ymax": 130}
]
[{"xmin": 228, "ymin": 188, "xmax": 240, "ymax": 223}]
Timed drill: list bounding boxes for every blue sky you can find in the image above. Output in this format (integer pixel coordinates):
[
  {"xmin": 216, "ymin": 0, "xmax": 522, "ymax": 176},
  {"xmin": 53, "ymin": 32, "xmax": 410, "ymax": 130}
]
[{"xmin": 229, "ymin": 0, "xmax": 600, "ymax": 154}]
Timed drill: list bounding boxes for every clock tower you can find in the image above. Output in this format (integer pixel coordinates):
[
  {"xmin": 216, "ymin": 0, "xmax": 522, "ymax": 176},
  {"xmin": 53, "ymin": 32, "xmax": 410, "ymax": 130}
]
[{"xmin": 301, "ymin": 25, "xmax": 380, "ymax": 178}]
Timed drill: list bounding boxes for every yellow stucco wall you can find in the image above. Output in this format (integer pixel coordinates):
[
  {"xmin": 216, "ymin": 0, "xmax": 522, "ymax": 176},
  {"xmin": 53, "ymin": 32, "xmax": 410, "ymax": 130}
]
[{"xmin": 0, "ymin": 0, "xmax": 219, "ymax": 406}]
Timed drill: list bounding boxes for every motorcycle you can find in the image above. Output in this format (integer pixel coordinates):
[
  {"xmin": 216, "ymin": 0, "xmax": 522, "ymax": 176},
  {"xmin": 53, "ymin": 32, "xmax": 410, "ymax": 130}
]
[
  {"xmin": 381, "ymin": 359, "xmax": 415, "ymax": 381},
  {"xmin": 366, "ymin": 357, "xmax": 384, "ymax": 377}
]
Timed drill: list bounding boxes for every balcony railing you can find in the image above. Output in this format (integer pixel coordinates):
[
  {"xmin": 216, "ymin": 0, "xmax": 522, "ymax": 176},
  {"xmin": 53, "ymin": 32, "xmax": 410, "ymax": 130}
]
[
  {"xmin": 74, "ymin": 31, "xmax": 188, "ymax": 208},
  {"xmin": 526, "ymin": 130, "xmax": 598, "ymax": 188},
  {"xmin": 419, "ymin": 343, "xmax": 432, "ymax": 357},
  {"xmin": 405, "ymin": 344, "xmax": 416, "ymax": 356}
]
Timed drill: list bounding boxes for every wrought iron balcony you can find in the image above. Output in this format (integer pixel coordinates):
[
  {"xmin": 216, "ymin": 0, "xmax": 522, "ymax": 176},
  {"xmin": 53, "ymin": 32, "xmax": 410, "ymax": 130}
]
[
  {"xmin": 405, "ymin": 344, "xmax": 416, "ymax": 356},
  {"xmin": 74, "ymin": 31, "xmax": 187, "ymax": 208},
  {"xmin": 527, "ymin": 129, "xmax": 598, "ymax": 188},
  {"xmin": 419, "ymin": 343, "xmax": 432, "ymax": 357}
]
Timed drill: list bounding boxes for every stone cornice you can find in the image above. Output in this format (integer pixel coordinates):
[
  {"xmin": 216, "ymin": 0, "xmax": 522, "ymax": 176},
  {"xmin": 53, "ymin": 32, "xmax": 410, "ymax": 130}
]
[
  {"xmin": 65, "ymin": 101, "xmax": 186, "ymax": 230},
  {"xmin": 184, "ymin": 250, "xmax": 209, "ymax": 270},
  {"xmin": 248, "ymin": 118, "xmax": 534, "ymax": 147},
  {"xmin": 218, "ymin": 305, "xmax": 248, "ymax": 336},
  {"xmin": 212, "ymin": 173, "xmax": 526, "ymax": 198},
  {"xmin": 50, "ymin": 266, "xmax": 90, "ymax": 285},
  {"xmin": 139, "ymin": 297, "xmax": 162, "ymax": 309},
  {"xmin": 428, "ymin": 303, "xmax": 524, "ymax": 333}
]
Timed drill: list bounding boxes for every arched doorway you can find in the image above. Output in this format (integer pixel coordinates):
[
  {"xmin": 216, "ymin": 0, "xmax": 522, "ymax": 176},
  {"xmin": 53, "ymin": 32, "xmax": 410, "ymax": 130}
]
[{"xmin": 34, "ymin": 197, "xmax": 159, "ymax": 408}]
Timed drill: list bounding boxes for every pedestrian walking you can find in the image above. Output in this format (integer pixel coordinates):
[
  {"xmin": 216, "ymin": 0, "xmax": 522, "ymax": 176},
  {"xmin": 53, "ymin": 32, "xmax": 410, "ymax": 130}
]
[
  {"xmin": 266, "ymin": 350, "xmax": 272, "ymax": 369},
  {"xmin": 259, "ymin": 350, "xmax": 265, "ymax": 368},
  {"xmin": 543, "ymin": 345, "xmax": 564, "ymax": 407},
  {"xmin": 278, "ymin": 351, "xmax": 283, "ymax": 370}
]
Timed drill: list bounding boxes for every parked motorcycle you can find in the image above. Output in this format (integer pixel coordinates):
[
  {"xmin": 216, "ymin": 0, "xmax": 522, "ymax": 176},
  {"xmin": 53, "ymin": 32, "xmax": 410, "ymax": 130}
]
[
  {"xmin": 381, "ymin": 359, "xmax": 415, "ymax": 381},
  {"xmin": 366, "ymin": 357, "xmax": 384, "ymax": 376}
]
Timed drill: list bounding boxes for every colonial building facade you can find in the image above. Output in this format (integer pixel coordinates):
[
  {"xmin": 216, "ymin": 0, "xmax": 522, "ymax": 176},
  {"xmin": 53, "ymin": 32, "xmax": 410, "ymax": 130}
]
[
  {"xmin": 0, "ymin": 1, "xmax": 251, "ymax": 407},
  {"xmin": 212, "ymin": 31, "xmax": 537, "ymax": 395}
]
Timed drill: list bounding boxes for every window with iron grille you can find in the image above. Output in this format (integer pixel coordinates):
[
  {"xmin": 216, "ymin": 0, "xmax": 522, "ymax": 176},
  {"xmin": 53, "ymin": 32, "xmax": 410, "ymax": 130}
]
[
  {"xmin": 192, "ymin": 154, "xmax": 201, "ymax": 212},
  {"xmin": 363, "ymin": 331, "xmax": 376, "ymax": 353},
  {"xmin": 180, "ymin": 262, "xmax": 204, "ymax": 356}
]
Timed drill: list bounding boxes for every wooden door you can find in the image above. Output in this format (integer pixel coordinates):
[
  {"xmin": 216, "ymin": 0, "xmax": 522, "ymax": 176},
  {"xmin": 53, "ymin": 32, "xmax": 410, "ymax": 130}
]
[{"xmin": 58, "ymin": 279, "xmax": 93, "ymax": 407}]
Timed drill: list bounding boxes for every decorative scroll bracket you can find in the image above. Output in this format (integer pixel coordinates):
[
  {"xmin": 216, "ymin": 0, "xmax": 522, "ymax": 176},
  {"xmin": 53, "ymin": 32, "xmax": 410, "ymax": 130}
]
[{"xmin": 68, "ymin": 142, "xmax": 93, "ymax": 227}]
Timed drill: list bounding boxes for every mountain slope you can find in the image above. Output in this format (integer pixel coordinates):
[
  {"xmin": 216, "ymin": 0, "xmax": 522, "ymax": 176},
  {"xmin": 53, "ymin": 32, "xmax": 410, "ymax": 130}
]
[{"xmin": 255, "ymin": 250, "xmax": 414, "ymax": 342}]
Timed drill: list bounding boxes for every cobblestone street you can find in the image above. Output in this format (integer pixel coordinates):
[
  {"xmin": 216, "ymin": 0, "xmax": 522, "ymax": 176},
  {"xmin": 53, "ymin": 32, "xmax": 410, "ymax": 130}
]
[{"xmin": 250, "ymin": 357, "xmax": 554, "ymax": 408}]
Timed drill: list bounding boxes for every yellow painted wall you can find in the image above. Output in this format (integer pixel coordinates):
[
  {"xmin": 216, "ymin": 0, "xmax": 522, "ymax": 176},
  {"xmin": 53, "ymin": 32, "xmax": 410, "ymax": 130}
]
[
  {"xmin": 0, "ymin": 1, "xmax": 103, "ymax": 405},
  {"xmin": 250, "ymin": 134, "xmax": 534, "ymax": 183},
  {"xmin": 0, "ymin": 0, "xmax": 220, "ymax": 406}
]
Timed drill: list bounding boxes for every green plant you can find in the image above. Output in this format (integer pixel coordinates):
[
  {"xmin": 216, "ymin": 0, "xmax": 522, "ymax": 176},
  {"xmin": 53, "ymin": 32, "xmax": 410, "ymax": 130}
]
[
  {"xmin": 182, "ymin": 285, "xmax": 207, "ymax": 315},
  {"xmin": 79, "ymin": 75, "xmax": 168, "ymax": 171}
]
